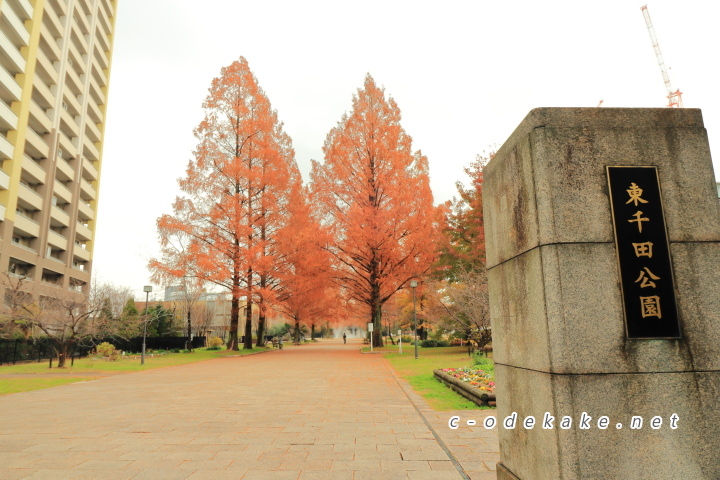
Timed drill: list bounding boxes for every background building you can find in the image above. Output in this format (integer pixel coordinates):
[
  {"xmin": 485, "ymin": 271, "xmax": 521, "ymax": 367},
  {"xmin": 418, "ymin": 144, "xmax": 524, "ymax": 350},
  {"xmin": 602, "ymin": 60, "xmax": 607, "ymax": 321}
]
[{"xmin": 0, "ymin": 0, "xmax": 117, "ymax": 296}]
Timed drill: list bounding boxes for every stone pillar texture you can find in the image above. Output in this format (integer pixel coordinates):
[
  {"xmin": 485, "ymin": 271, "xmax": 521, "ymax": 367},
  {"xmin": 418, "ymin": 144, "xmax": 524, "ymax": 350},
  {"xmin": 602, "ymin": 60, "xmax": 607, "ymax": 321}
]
[{"xmin": 483, "ymin": 108, "xmax": 720, "ymax": 480}]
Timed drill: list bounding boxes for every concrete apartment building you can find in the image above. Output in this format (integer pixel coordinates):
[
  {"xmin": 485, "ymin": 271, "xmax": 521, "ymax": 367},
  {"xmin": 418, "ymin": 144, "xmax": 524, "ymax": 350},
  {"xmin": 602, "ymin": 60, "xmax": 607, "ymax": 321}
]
[{"xmin": 0, "ymin": 0, "xmax": 117, "ymax": 297}]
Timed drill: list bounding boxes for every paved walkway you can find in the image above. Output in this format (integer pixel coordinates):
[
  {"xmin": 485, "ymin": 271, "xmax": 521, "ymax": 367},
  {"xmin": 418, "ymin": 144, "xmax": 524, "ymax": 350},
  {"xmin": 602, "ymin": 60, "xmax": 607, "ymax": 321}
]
[{"xmin": 0, "ymin": 339, "xmax": 499, "ymax": 479}]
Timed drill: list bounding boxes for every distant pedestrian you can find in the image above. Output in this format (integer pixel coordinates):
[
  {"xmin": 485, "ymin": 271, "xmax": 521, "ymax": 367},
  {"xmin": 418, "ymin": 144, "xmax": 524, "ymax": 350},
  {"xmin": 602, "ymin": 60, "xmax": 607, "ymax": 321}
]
[{"xmin": 343, "ymin": 333, "xmax": 347, "ymax": 344}]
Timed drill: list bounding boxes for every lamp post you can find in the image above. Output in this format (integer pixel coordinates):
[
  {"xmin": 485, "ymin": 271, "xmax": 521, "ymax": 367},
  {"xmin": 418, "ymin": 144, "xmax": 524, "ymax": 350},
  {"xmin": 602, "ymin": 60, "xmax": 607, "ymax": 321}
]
[
  {"xmin": 141, "ymin": 285, "xmax": 152, "ymax": 365},
  {"xmin": 410, "ymin": 280, "xmax": 418, "ymax": 359}
]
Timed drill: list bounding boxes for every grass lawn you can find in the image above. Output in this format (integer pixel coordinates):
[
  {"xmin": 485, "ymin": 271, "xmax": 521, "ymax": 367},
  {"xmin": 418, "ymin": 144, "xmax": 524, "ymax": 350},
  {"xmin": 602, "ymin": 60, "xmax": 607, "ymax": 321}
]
[
  {"xmin": 0, "ymin": 347, "xmax": 271, "ymax": 395},
  {"xmin": 379, "ymin": 345, "xmax": 492, "ymax": 411},
  {"xmin": 0, "ymin": 377, "xmax": 98, "ymax": 395}
]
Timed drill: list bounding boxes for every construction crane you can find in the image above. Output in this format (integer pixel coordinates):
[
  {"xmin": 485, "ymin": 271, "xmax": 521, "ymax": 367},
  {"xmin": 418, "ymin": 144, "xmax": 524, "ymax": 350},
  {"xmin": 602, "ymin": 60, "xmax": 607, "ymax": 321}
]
[{"xmin": 641, "ymin": 5, "xmax": 683, "ymax": 108}]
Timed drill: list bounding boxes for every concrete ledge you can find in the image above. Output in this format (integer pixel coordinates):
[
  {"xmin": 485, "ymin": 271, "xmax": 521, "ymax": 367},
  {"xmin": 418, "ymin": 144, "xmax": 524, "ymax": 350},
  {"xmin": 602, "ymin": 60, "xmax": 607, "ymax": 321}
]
[
  {"xmin": 497, "ymin": 462, "xmax": 521, "ymax": 480},
  {"xmin": 433, "ymin": 369, "xmax": 496, "ymax": 407}
]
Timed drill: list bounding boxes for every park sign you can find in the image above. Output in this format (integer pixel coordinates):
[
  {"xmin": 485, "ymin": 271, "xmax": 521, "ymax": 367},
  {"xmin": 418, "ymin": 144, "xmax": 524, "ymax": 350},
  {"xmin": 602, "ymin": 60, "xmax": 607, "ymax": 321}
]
[{"xmin": 606, "ymin": 166, "xmax": 681, "ymax": 339}]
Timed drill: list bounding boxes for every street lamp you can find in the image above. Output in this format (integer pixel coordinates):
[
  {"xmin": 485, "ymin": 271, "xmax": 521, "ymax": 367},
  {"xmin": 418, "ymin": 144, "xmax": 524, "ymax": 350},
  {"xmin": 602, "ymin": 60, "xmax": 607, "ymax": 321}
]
[
  {"xmin": 410, "ymin": 280, "xmax": 418, "ymax": 359},
  {"xmin": 141, "ymin": 285, "xmax": 152, "ymax": 365}
]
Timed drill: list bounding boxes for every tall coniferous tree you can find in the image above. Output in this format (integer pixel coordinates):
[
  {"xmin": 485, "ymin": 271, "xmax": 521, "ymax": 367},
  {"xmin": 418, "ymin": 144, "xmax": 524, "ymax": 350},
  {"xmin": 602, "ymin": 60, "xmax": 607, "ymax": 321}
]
[
  {"xmin": 310, "ymin": 75, "xmax": 440, "ymax": 347},
  {"xmin": 150, "ymin": 57, "xmax": 300, "ymax": 350}
]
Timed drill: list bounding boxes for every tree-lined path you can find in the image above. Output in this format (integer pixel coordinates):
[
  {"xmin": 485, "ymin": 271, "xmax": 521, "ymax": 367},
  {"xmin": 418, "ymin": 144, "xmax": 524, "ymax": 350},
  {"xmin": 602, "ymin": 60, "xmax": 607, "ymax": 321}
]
[{"xmin": 0, "ymin": 341, "xmax": 498, "ymax": 479}]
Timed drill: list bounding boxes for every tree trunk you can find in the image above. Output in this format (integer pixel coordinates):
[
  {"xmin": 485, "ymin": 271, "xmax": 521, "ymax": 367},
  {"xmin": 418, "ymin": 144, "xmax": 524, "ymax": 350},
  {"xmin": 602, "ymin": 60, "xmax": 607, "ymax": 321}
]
[
  {"xmin": 227, "ymin": 271, "xmax": 241, "ymax": 351},
  {"xmin": 227, "ymin": 293, "xmax": 240, "ymax": 351},
  {"xmin": 256, "ymin": 310, "xmax": 266, "ymax": 347},
  {"xmin": 311, "ymin": 323, "xmax": 315, "ymax": 341},
  {"xmin": 243, "ymin": 298, "xmax": 254, "ymax": 350},
  {"xmin": 372, "ymin": 303, "xmax": 384, "ymax": 348},
  {"xmin": 186, "ymin": 308, "xmax": 193, "ymax": 351},
  {"xmin": 294, "ymin": 318, "xmax": 301, "ymax": 345},
  {"xmin": 56, "ymin": 343, "xmax": 69, "ymax": 368}
]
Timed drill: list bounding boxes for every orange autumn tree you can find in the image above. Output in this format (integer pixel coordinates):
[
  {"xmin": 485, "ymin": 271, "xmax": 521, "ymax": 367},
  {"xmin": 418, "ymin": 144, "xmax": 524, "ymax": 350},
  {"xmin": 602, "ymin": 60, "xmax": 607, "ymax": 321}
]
[
  {"xmin": 275, "ymin": 185, "xmax": 337, "ymax": 343},
  {"xmin": 310, "ymin": 75, "xmax": 440, "ymax": 347},
  {"xmin": 149, "ymin": 57, "xmax": 300, "ymax": 351},
  {"xmin": 436, "ymin": 154, "xmax": 488, "ymax": 279}
]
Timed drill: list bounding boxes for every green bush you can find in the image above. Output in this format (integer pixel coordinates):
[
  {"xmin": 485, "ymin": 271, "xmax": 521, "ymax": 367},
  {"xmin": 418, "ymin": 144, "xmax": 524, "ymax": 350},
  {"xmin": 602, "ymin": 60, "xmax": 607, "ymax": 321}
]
[
  {"xmin": 420, "ymin": 339, "xmax": 449, "ymax": 348},
  {"xmin": 96, "ymin": 342, "xmax": 116, "ymax": 357},
  {"xmin": 206, "ymin": 346, "xmax": 222, "ymax": 351},
  {"xmin": 473, "ymin": 354, "xmax": 495, "ymax": 375},
  {"xmin": 95, "ymin": 342, "xmax": 119, "ymax": 361},
  {"xmin": 207, "ymin": 336, "xmax": 224, "ymax": 348}
]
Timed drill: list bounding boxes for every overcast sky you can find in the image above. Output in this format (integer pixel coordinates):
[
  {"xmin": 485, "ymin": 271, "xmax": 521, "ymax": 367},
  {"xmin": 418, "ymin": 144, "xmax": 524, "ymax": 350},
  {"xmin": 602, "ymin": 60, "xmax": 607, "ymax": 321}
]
[{"xmin": 94, "ymin": 0, "xmax": 720, "ymax": 299}]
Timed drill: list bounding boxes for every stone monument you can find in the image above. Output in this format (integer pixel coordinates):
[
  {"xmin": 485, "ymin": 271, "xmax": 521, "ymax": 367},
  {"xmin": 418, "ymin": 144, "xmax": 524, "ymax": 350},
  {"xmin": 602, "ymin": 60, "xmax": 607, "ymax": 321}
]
[{"xmin": 483, "ymin": 108, "xmax": 720, "ymax": 479}]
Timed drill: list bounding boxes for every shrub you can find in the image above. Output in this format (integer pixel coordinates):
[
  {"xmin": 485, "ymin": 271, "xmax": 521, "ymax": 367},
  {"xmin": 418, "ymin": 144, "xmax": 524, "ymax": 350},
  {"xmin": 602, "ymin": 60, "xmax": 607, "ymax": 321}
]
[
  {"xmin": 96, "ymin": 342, "xmax": 116, "ymax": 357},
  {"xmin": 420, "ymin": 339, "xmax": 449, "ymax": 348},
  {"xmin": 474, "ymin": 353, "xmax": 493, "ymax": 365},
  {"xmin": 207, "ymin": 336, "xmax": 224, "ymax": 348},
  {"xmin": 206, "ymin": 346, "xmax": 222, "ymax": 351}
]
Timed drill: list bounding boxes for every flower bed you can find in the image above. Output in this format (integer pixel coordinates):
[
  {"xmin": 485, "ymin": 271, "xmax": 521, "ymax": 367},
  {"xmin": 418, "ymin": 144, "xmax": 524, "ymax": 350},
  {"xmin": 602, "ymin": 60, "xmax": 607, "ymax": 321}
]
[
  {"xmin": 439, "ymin": 367, "xmax": 495, "ymax": 393},
  {"xmin": 433, "ymin": 367, "xmax": 496, "ymax": 407}
]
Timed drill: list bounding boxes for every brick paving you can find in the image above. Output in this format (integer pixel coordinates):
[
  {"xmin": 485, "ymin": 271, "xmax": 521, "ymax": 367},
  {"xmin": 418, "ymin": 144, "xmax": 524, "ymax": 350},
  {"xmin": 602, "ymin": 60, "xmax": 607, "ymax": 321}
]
[{"xmin": 0, "ymin": 339, "xmax": 499, "ymax": 479}]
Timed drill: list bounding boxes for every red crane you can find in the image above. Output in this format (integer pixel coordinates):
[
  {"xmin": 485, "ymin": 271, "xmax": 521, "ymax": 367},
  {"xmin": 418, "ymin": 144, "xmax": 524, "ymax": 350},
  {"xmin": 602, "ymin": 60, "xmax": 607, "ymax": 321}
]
[{"xmin": 641, "ymin": 5, "xmax": 683, "ymax": 108}]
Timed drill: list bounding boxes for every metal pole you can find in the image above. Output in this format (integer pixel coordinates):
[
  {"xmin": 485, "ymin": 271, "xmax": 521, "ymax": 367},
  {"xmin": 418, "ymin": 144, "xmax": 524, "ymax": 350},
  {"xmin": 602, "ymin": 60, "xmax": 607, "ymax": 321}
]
[
  {"xmin": 411, "ymin": 281, "xmax": 418, "ymax": 359},
  {"xmin": 142, "ymin": 289, "xmax": 149, "ymax": 365}
]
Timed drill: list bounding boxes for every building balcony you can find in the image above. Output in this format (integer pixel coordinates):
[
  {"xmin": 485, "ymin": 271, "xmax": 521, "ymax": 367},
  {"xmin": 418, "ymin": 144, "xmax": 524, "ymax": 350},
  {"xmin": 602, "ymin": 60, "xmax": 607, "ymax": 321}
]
[
  {"xmin": 0, "ymin": 168, "xmax": 9, "ymax": 189},
  {"xmin": 47, "ymin": 229, "xmax": 67, "ymax": 250},
  {"xmin": 85, "ymin": 119, "xmax": 101, "ymax": 142},
  {"xmin": 88, "ymin": 74, "xmax": 105, "ymax": 105},
  {"xmin": 81, "ymin": 157, "xmax": 98, "ymax": 181},
  {"xmin": 93, "ymin": 46, "xmax": 109, "ymax": 70},
  {"xmin": 83, "ymin": 137, "xmax": 99, "ymax": 162},
  {"xmin": 65, "ymin": 89, "xmax": 82, "ymax": 115},
  {"xmin": 28, "ymin": 101, "xmax": 51, "ymax": 135},
  {"xmin": 17, "ymin": 182, "xmax": 43, "ymax": 210},
  {"xmin": 73, "ymin": 244, "xmax": 91, "ymax": 262},
  {"xmin": 35, "ymin": 49, "xmax": 58, "ymax": 86},
  {"xmin": 77, "ymin": 201, "xmax": 93, "ymax": 221},
  {"xmin": 0, "ymin": 28, "xmax": 25, "ymax": 75},
  {"xmin": 31, "ymin": 76, "xmax": 55, "ymax": 110},
  {"xmin": 0, "ymin": 134, "xmax": 14, "ymax": 161},
  {"xmin": 57, "ymin": 133, "xmax": 77, "ymax": 160},
  {"xmin": 65, "ymin": 67, "xmax": 83, "ymax": 98},
  {"xmin": 86, "ymin": 99, "xmax": 103, "ymax": 124},
  {"xmin": 41, "ymin": 0, "xmax": 63, "ymax": 39},
  {"xmin": 75, "ymin": 221, "xmax": 92, "ymax": 241},
  {"xmin": 13, "ymin": 213, "xmax": 40, "ymax": 238},
  {"xmin": 24, "ymin": 127, "xmax": 49, "ymax": 159},
  {"xmin": 95, "ymin": 27, "xmax": 110, "ymax": 53},
  {"xmin": 50, "ymin": 204, "xmax": 70, "ymax": 227},
  {"xmin": 0, "ymin": 1, "xmax": 29, "ymax": 48},
  {"xmin": 7, "ymin": 0, "xmax": 33, "ymax": 21},
  {"xmin": 74, "ymin": 10, "xmax": 90, "ymax": 35},
  {"xmin": 59, "ymin": 107, "xmax": 79, "ymax": 138},
  {"xmin": 21, "ymin": 155, "xmax": 46, "ymax": 184},
  {"xmin": 0, "ymin": 64, "xmax": 21, "ymax": 104},
  {"xmin": 0, "ymin": 99, "xmax": 18, "ymax": 132},
  {"xmin": 0, "ymin": 203, "xmax": 5, "ymax": 221},
  {"xmin": 38, "ymin": 24, "xmax": 60, "ymax": 62},
  {"xmin": 53, "ymin": 179, "xmax": 73, "ymax": 204},
  {"xmin": 54, "ymin": 155, "xmax": 74, "ymax": 182},
  {"xmin": 46, "ymin": 0, "xmax": 66, "ymax": 17},
  {"xmin": 71, "ymin": 23, "xmax": 88, "ymax": 54},
  {"xmin": 67, "ymin": 42, "xmax": 85, "ymax": 76},
  {"xmin": 80, "ymin": 178, "xmax": 96, "ymax": 201},
  {"xmin": 96, "ymin": 3, "xmax": 111, "ymax": 37}
]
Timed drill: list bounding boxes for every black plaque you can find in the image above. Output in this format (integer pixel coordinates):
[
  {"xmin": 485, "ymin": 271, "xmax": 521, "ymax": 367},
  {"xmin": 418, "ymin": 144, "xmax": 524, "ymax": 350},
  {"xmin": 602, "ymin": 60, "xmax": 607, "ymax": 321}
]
[{"xmin": 606, "ymin": 166, "xmax": 681, "ymax": 339}]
